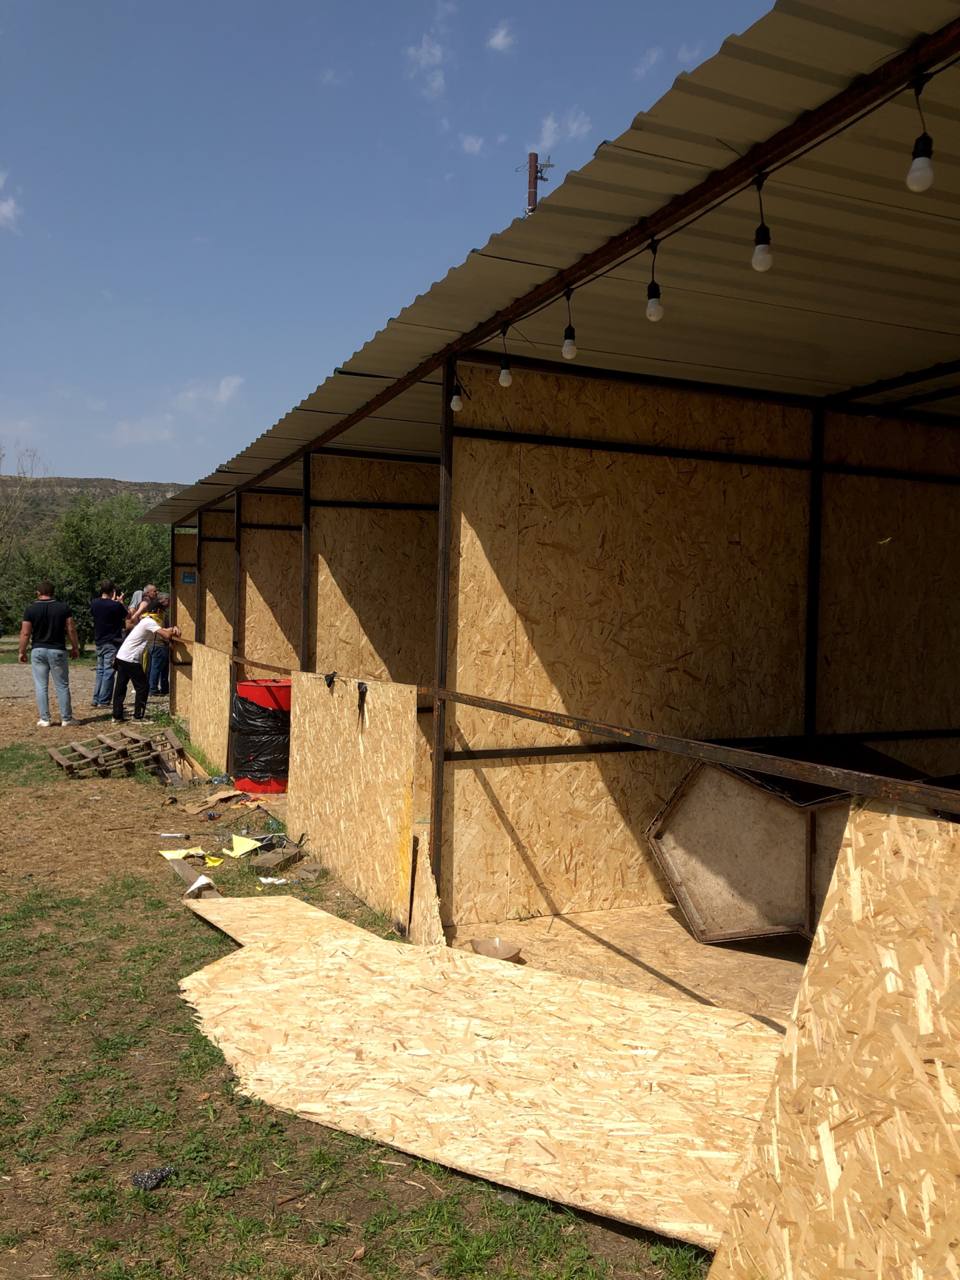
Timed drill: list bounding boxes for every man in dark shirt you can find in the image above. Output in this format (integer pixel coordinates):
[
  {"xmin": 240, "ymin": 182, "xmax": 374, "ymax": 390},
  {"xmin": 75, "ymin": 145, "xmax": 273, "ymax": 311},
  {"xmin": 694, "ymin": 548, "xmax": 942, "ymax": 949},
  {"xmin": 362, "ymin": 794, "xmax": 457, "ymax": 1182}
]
[
  {"xmin": 89, "ymin": 580, "xmax": 128, "ymax": 709},
  {"xmin": 19, "ymin": 580, "xmax": 80, "ymax": 727}
]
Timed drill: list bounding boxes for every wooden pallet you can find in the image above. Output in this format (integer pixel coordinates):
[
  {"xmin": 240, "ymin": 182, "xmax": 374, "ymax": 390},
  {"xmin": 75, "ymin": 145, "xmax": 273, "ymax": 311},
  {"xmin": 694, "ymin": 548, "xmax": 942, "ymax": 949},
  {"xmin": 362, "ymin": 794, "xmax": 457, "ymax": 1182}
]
[{"xmin": 48, "ymin": 726, "xmax": 204, "ymax": 784}]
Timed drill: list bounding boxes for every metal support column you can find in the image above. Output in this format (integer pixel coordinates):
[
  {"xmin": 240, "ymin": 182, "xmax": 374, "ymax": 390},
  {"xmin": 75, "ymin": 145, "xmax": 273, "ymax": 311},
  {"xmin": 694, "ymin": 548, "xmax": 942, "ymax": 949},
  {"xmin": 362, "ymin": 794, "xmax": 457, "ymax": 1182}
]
[
  {"xmin": 429, "ymin": 361, "xmax": 455, "ymax": 890},
  {"xmin": 804, "ymin": 406, "xmax": 824, "ymax": 737},
  {"xmin": 299, "ymin": 453, "xmax": 312, "ymax": 671}
]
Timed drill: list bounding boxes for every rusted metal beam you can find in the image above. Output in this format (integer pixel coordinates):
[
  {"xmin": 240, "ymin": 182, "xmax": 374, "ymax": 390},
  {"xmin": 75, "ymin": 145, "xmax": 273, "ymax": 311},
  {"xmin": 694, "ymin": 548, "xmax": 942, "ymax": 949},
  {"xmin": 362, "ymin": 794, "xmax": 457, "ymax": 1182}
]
[
  {"xmin": 429, "ymin": 362, "xmax": 456, "ymax": 889},
  {"xmin": 431, "ymin": 687, "xmax": 960, "ymax": 813},
  {"xmin": 804, "ymin": 406, "xmax": 824, "ymax": 735},
  {"xmin": 299, "ymin": 453, "xmax": 312, "ymax": 672}
]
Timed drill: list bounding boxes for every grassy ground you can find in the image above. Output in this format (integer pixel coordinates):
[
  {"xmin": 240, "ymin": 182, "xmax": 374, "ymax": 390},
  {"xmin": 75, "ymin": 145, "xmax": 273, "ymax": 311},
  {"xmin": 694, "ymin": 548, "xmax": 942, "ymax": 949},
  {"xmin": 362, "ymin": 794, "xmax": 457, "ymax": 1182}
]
[{"xmin": 0, "ymin": 693, "xmax": 711, "ymax": 1279}]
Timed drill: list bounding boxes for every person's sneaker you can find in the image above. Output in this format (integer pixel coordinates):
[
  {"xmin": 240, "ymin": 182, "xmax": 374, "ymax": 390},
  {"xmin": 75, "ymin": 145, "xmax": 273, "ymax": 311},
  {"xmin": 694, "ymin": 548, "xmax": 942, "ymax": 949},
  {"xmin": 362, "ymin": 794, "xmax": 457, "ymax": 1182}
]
[
  {"xmin": 111, "ymin": 718, "xmax": 124, "ymax": 725},
  {"xmin": 36, "ymin": 719, "xmax": 50, "ymax": 728},
  {"xmin": 61, "ymin": 720, "xmax": 75, "ymax": 727}
]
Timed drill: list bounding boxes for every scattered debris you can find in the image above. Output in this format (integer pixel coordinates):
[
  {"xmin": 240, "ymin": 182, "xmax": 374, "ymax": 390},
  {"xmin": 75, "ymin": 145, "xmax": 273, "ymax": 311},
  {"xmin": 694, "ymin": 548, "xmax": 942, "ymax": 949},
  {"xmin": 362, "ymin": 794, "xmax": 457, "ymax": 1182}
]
[
  {"xmin": 183, "ymin": 874, "xmax": 216, "ymax": 899},
  {"xmin": 183, "ymin": 788, "xmax": 245, "ymax": 816},
  {"xmin": 130, "ymin": 1166, "xmax": 176, "ymax": 1191},
  {"xmin": 258, "ymin": 876, "xmax": 288, "ymax": 885}
]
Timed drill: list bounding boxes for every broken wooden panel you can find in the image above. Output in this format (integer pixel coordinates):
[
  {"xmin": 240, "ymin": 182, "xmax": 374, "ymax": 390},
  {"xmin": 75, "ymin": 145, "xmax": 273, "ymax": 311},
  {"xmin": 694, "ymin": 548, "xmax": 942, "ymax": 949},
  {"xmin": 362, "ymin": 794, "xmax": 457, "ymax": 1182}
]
[
  {"xmin": 407, "ymin": 829, "xmax": 446, "ymax": 946},
  {"xmin": 180, "ymin": 908, "xmax": 782, "ymax": 1249},
  {"xmin": 286, "ymin": 673, "xmax": 417, "ymax": 928},
  {"xmin": 187, "ymin": 894, "xmax": 353, "ymax": 946},
  {"xmin": 191, "ymin": 643, "xmax": 232, "ymax": 773},
  {"xmin": 709, "ymin": 805, "xmax": 960, "ymax": 1279}
]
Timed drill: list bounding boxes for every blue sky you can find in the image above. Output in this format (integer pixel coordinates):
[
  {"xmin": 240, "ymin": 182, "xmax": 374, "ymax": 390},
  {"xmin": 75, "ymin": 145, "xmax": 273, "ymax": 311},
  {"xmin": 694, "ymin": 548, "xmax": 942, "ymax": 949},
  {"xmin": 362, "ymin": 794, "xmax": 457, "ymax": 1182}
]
[{"xmin": 0, "ymin": 0, "xmax": 770, "ymax": 483}]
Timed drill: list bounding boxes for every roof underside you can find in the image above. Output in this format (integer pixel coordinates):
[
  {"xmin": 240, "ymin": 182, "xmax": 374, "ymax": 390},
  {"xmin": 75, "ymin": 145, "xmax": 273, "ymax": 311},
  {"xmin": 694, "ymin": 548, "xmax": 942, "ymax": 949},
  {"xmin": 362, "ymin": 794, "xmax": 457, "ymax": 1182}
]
[{"xmin": 148, "ymin": 0, "xmax": 960, "ymax": 525}]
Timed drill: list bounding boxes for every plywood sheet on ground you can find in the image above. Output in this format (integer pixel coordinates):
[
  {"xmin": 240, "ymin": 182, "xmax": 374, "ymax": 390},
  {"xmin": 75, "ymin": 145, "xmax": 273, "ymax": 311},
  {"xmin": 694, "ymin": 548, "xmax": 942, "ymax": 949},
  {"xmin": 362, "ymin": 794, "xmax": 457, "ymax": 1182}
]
[
  {"xmin": 286, "ymin": 674, "xmax": 417, "ymax": 927},
  {"xmin": 709, "ymin": 806, "xmax": 960, "ymax": 1279},
  {"xmin": 187, "ymin": 895, "xmax": 356, "ymax": 947},
  {"xmin": 448, "ymin": 904, "xmax": 804, "ymax": 1028},
  {"xmin": 181, "ymin": 909, "xmax": 782, "ymax": 1248},
  {"xmin": 191, "ymin": 643, "xmax": 232, "ymax": 773}
]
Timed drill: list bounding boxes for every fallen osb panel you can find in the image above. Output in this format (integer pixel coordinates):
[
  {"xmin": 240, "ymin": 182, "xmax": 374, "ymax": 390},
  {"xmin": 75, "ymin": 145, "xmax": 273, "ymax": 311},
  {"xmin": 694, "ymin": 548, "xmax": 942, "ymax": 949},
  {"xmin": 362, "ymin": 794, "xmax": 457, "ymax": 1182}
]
[
  {"xmin": 449, "ymin": 903, "xmax": 804, "ymax": 1028},
  {"xmin": 180, "ymin": 910, "xmax": 782, "ymax": 1248},
  {"xmin": 187, "ymin": 895, "xmax": 357, "ymax": 946},
  {"xmin": 286, "ymin": 673, "xmax": 417, "ymax": 929},
  {"xmin": 709, "ymin": 806, "xmax": 960, "ymax": 1279},
  {"xmin": 407, "ymin": 827, "xmax": 445, "ymax": 946},
  {"xmin": 190, "ymin": 644, "xmax": 232, "ymax": 774}
]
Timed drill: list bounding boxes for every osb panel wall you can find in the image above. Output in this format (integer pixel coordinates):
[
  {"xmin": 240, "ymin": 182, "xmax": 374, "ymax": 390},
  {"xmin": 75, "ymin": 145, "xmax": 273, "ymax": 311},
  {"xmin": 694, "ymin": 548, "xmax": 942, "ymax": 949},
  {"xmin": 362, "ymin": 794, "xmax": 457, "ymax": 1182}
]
[
  {"xmin": 241, "ymin": 529, "xmax": 301, "ymax": 671},
  {"xmin": 710, "ymin": 805, "xmax": 960, "ymax": 1279},
  {"xmin": 824, "ymin": 410, "xmax": 960, "ymax": 476},
  {"xmin": 818, "ymin": 474, "xmax": 960, "ymax": 733},
  {"xmin": 413, "ymin": 711, "xmax": 433, "ymax": 825},
  {"xmin": 458, "ymin": 364, "xmax": 811, "ymax": 459},
  {"xmin": 287, "ymin": 674, "xmax": 418, "ymax": 928},
  {"xmin": 865, "ymin": 736, "xmax": 960, "ymax": 778},
  {"xmin": 191, "ymin": 643, "xmax": 232, "ymax": 773},
  {"xmin": 243, "ymin": 493, "xmax": 300, "ymax": 525},
  {"xmin": 171, "ymin": 532, "xmax": 197, "ymax": 720},
  {"xmin": 310, "ymin": 455, "xmax": 437, "ymax": 503},
  {"xmin": 201, "ymin": 541, "xmax": 235, "ymax": 655},
  {"xmin": 202, "ymin": 510, "xmax": 234, "ymax": 538},
  {"xmin": 441, "ymin": 753, "xmax": 678, "ymax": 926},
  {"xmin": 310, "ymin": 508, "xmax": 436, "ymax": 684}
]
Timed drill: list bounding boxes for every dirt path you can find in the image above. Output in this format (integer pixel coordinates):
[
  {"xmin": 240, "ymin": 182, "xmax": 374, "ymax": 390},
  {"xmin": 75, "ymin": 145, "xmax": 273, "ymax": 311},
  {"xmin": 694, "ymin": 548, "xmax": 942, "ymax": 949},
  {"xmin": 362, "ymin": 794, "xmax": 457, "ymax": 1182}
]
[{"xmin": 0, "ymin": 686, "xmax": 705, "ymax": 1280}]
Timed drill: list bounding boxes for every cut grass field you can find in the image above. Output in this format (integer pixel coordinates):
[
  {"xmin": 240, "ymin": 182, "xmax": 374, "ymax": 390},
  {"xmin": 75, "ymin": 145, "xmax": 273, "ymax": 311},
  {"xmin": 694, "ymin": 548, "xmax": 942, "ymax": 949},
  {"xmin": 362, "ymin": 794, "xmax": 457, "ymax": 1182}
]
[{"xmin": 0, "ymin": 679, "xmax": 711, "ymax": 1280}]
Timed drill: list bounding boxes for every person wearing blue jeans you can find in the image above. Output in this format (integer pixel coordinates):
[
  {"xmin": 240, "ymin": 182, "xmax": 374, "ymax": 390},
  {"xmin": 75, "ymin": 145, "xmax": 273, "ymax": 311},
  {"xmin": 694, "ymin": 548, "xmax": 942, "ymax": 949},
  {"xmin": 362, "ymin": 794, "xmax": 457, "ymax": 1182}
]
[
  {"xmin": 19, "ymin": 580, "xmax": 79, "ymax": 727},
  {"xmin": 90, "ymin": 580, "xmax": 129, "ymax": 709},
  {"xmin": 148, "ymin": 593, "xmax": 171, "ymax": 696}
]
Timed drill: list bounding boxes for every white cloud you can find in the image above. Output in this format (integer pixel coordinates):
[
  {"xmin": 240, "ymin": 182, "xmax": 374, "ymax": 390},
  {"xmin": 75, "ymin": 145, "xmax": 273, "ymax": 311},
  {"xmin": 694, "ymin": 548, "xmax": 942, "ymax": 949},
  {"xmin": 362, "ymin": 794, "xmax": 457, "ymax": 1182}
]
[
  {"xmin": 319, "ymin": 67, "xmax": 345, "ymax": 87},
  {"xmin": 110, "ymin": 416, "xmax": 175, "ymax": 447},
  {"xmin": 530, "ymin": 107, "xmax": 591, "ymax": 153},
  {"xmin": 496, "ymin": 132, "xmax": 508, "ymax": 145},
  {"xmin": 677, "ymin": 42, "xmax": 703, "ymax": 67},
  {"xmin": 565, "ymin": 107, "xmax": 591, "ymax": 140},
  {"xmin": 0, "ymin": 170, "xmax": 22, "ymax": 232},
  {"xmin": 406, "ymin": 32, "xmax": 443, "ymax": 71},
  {"xmin": 424, "ymin": 68, "xmax": 445, "ymax": 99},
  {"xmin": 634, "ymin": 46, "xmax": 662, "ymax": 79},
  {"xmin": 435, "ymin": 0, "xmax": 457, "ymax": 18},
  {"xmin": 460, "ymin": 133, "xmax": 484, "ymax": 155},
  {"xmin": 487, "ymin": 22, "xmax": 514, "ymax": 53},
  {"xmin": 175, "ymin": 375, "xmax": 244, "ymax": 410},
  {"xmin": 534, "ymin": 112, "xmax": 560, "ymax": 153},
  {"xmin": 439, "ymin": 115, "xmax": 452, "ymax": 133}
]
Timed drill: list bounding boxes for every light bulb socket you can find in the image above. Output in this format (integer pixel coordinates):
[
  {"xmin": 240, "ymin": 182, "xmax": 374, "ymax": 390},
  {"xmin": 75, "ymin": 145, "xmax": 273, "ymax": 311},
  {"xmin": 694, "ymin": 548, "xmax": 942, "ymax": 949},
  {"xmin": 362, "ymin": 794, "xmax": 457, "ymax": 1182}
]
[
  {"xmin": 646, "ymin": 281, "xmax": 661, "ymax": 303},
  {"xmin": 912, "ymin": 131, "xmax": 933, "ymax": 161},
  {"xmin": 754, "ymin": 222, "xmax": 771, "ymax": 248},
  {"xmin": 563, "ymin": 323, "xmax": 575, "ymax": 343}
]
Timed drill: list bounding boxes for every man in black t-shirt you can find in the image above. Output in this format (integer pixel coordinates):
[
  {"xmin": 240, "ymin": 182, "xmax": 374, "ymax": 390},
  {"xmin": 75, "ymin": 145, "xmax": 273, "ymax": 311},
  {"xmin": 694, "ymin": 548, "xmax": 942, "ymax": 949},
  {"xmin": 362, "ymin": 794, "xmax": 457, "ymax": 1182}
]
[
  {"xmin": 19, "ymin": 579, "xmax": 80, "ymax": 727},
  {"xmin": 89, "ymin": 580, "xmax": 128, "ymax": 709}
]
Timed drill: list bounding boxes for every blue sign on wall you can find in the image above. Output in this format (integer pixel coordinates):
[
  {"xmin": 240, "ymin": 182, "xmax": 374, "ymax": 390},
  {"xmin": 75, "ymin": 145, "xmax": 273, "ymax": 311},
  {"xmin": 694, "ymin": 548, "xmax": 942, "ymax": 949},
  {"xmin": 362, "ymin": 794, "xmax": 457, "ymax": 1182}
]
[{"xmin": 181, "ymin": 571, "xmax": 197, "ymax": 585}]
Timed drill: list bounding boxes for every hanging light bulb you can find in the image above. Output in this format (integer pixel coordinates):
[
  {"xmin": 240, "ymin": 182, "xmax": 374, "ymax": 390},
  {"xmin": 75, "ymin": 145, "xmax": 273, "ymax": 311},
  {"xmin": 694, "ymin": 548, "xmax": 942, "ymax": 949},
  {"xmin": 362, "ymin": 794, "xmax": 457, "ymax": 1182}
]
[
  {"xmin": 450, "ymin": 380, "xmax": 463, "ymax": 413},
  {"xmin": 498, "ymin": 326, "xmax": 513, "ymax": 387},
  {"xmin": 906, "ymin": 78, "xmax": 934, "ymax": 192},
  {"xmin": 561, "ymin": 287, "xmax": 577, "ymax": 360},
  {"xmin": 751, "ymin": 174, "xmax": 773, "ymax": 272},
  {"xmin": 645, "ymin": 240, "xmax": 664, "ymax": 321}
]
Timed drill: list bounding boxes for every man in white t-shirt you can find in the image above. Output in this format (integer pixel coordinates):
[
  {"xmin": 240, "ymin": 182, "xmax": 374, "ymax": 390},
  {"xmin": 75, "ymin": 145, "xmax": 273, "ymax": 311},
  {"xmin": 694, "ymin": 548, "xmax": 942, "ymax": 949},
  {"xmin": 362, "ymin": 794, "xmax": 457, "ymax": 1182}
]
[{"xmin": 112, "ymin": 612, "xmax": 181, "ymax": 723}]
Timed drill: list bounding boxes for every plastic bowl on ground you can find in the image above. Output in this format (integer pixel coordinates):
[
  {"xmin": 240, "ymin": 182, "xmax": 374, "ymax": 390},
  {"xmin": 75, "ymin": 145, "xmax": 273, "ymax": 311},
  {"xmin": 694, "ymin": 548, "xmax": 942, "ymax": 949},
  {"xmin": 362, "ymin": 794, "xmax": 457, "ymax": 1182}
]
[{"xmin": 469, "ymin": 936, "xmax": 523, "ymax": 963}]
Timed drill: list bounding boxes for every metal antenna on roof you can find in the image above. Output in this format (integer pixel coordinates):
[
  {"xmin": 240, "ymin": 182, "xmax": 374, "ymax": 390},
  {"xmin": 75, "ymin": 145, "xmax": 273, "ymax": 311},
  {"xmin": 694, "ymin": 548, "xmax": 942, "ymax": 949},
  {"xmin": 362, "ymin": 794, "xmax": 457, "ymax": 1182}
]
[{"xmin": 517, "ymin": 152, "xmax": 555, "ymax": 215}]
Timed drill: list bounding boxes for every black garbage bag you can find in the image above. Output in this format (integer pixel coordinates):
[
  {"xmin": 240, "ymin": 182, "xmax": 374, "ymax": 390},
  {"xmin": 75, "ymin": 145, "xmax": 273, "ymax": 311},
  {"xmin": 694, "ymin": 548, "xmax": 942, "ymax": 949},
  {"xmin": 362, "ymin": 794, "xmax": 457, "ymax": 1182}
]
[{"xmin": 229, "ymin": 693, "xmax": 290, "ymax": 781}]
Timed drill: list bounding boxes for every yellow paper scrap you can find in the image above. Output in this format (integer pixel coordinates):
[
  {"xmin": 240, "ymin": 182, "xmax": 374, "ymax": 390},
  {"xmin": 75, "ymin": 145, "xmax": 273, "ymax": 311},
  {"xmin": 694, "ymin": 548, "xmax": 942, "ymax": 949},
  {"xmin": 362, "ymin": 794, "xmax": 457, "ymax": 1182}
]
[
  {"xmin": 159, "ymin": 847, "xmax": 206, "ymax": 860},
  {"xmin": 224, "ymin": 835, "xmax": 262, "ymax": 858},
  {"xmin": 204, "ymin": 855, "xmax": 224, "ymax": 867}
]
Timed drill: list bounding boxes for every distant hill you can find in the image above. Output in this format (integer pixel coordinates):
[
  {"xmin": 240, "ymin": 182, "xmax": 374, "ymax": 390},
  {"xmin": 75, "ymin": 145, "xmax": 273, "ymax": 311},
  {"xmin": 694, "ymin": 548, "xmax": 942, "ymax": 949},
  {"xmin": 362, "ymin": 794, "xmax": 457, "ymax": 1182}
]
[{"xmin": 0, "ymin": 475, "xmax": 184, "ymax": 542}]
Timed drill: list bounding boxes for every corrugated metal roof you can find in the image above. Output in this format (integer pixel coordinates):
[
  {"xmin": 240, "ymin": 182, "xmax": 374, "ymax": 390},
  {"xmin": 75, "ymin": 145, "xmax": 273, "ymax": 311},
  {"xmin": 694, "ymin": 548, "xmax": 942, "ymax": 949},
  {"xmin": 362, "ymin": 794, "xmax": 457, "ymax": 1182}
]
[{"xmin": 148, "ymin": 0, "xmax": 960, "ymax": 524}]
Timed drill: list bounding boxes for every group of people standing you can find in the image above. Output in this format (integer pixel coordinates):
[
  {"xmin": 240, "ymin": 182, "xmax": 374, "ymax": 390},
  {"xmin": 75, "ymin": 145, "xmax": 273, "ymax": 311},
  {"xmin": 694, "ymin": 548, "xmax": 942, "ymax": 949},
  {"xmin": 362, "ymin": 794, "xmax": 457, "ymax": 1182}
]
[{"xmin": 18, "ymin": 580, "xmax": 181, "ymax": 728}]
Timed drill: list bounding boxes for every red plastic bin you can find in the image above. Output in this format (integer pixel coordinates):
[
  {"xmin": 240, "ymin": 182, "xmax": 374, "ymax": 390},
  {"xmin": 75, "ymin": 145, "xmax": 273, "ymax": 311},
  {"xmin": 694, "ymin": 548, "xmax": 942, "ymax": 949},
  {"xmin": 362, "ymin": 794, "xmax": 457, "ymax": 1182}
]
[{"xmin": 233, "ymin": 678, "xmax": 292, "ymax": 792}]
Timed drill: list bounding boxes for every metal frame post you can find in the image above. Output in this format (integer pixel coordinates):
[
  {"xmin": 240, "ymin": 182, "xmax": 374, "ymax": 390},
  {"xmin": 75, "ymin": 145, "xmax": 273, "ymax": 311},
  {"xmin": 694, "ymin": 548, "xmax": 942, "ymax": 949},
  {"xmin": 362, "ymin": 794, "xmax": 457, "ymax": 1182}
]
[
  {"xmin": 804, "ymin": 406, "xmax": 824, "ymax": 737},
  {"xmin": 299, "ymin": 452, "xmax": 312, "ymax": 671},
  {"xmin": 429, "ymin": 360, "xmax": 456, "ymax": 891}
]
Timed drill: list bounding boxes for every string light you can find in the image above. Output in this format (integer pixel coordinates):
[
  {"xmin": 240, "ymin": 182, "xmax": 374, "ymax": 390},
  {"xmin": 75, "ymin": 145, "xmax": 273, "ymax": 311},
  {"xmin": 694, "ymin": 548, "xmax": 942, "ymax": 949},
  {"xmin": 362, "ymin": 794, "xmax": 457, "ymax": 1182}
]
[
  {"xmin": 906, "ymin": 77, "xmax": 934, "ymax": 192},
  {"xmin": 646, "ymin": 240, "xmax": 664, "ymax": 322},
  {"xmin": 450, "ymin": 379, "xmax": 464, "ymax": 412},
  {"xmin": 561, "ymin": 287, "xmax": 577, "ymax": 359},
  {"xmin": 498, "ymin": 326, "xmax": 513, "ymax": 387},
  {"xmin": 751, "ymin": 174, "xmax": 773, "ymax": 272}
]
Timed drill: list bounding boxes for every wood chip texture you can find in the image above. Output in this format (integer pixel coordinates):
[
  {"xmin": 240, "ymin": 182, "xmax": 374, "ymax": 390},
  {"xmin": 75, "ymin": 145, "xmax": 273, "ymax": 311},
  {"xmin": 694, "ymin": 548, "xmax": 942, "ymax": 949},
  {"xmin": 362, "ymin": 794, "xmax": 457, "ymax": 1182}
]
[
  {"xmin": 190, "ymin": 643, "xmax": 232, "ymax": 773},
  {"xmin": 286, "ymin": 673, "xmax": 417, "ymax": 927},
  {"xmin": 709, "ymin": 805, "xmax": 960, "ymax": 1279},
  {"xmin": 180, "ymin": 908, "xmax": 782, "ymax": 1249}
]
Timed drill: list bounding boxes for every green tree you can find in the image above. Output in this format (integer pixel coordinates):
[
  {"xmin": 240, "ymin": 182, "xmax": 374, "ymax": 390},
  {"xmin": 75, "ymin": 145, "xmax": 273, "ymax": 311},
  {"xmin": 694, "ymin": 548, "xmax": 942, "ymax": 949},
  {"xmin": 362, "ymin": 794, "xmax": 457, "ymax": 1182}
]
[{"xmin": 1, "ymin": 494, "xmax": 169, "ymax": 646}]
